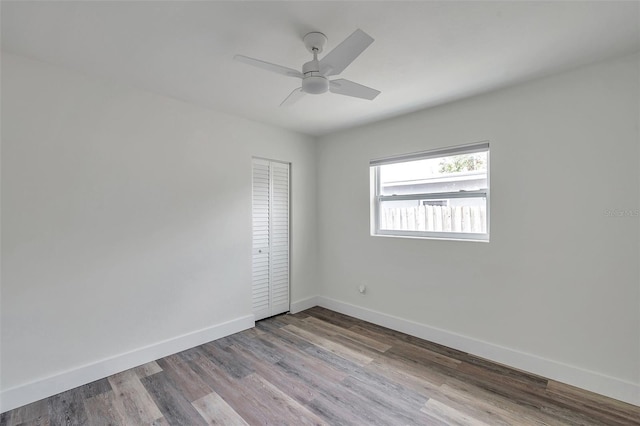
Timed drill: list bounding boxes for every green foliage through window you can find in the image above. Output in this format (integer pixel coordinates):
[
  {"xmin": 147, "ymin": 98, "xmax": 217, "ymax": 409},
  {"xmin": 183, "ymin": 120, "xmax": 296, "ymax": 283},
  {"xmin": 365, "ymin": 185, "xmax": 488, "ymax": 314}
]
[{"xmin": 439, "ymin": 154, "xmax": 486, "ymax": 173}]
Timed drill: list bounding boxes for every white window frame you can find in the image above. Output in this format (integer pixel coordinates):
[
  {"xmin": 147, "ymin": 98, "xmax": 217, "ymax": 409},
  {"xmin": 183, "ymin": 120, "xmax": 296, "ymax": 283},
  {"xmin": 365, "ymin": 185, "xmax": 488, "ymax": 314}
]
[{"xmin": 370, "ymin": 142, "xmax": 490, "ymax": 242}]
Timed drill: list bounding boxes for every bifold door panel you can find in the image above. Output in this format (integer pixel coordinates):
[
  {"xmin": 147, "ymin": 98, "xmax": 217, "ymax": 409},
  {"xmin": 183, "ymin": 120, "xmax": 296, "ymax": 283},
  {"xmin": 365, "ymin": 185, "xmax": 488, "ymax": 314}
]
[{"xmin": 252, "ymin": 159, "xmax": 290, "ymax": 321}]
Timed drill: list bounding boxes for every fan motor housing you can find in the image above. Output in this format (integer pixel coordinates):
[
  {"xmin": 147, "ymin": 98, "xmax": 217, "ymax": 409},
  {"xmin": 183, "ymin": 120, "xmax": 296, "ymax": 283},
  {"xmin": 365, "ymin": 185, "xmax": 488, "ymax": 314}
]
[
  {"xmin": 302, "ymin": 57, "xmax": 328, "ymax": 94},
  {"xmin": 303, "ymin": 75, "xmax": 329, "ymax": 94}
]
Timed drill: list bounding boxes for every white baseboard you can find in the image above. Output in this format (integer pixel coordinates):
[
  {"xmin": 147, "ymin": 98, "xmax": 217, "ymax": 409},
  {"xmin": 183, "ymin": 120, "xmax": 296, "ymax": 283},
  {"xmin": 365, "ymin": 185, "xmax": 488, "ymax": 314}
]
[
  {"xmin": 0, "ymin": 315, "xmax": 254, "ymax": 413},
  {"xmin": 290, "ymin": 296, "xmax": 320, "ymax": 314},
  {"xmin": 315, "ymin": 296, "xmax": 640, "ymax": 406}
]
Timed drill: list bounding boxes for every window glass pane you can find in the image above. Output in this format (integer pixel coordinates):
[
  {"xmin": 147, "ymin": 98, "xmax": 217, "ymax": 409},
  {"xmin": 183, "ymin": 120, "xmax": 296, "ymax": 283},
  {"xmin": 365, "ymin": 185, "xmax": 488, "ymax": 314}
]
[
  {"xmin": 379, "ymin": 152, "xmax": 487, "ymax": 196},
  {"xmin": 379, "ymin": 197, "xmax": 487, "ymax": 234}
]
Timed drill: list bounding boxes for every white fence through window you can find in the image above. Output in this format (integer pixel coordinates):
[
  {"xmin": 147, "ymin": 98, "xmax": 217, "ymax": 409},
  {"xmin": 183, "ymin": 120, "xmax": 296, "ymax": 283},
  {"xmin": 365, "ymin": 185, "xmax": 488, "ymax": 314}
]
[{"xmin": 380, "ymin": 205, "xmax": 487, "ymax": 234}]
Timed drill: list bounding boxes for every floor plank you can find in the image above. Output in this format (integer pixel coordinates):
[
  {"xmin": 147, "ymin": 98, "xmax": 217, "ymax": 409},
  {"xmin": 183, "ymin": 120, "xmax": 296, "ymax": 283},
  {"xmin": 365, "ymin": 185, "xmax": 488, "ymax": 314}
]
[
  {"xmin": 225, "ymin": 343, "xmax": 317, "ymax": 403},
  {"xmin": 282, "ymin": 323, "xmax": 374, "ymax": 365},
  {"xmin": 239, "ymin": 373, "xmax": 327, "ymax": 425},
  {"xmin": 140, "ymin": 371, "xmax": 207, "ymax": 426},
  {"xmin": 47, "ymin": 387, "xmax": 88, "ymax": 426},
  {"xmin": 1, "ymin": 397, "xmax": 49, "ymax": 425},
  {"xmin": 83, "ymin": 391, "xmax": 128, "ymax": 426},
  {"xmin": 191, "ymin": 392, "xmax": 248, "ymax": 426},
  {"xmin": 422, "ymin": 398, "xmax": 492, "ymax": 426},
  {"xmin": 546, "ymin": 380, "xmax": 640, "ymax": 424},
  {"xmin": 183, "ymin": 347, "xmax": 275, "ymax": 425},
  {"xmin": 156, "ymin": 354, "xmax": 212, "ymax": 403},
  {"xmin": 302, "ymin": 316, "xmax": 392, "ymax": 352},
  {"xmin": 134, "ymin": 361, "xmax": 163, "ymax": 379},
  {"xmin": 107, "ymin": 370, "xmax": 163, "ymax": 424}
]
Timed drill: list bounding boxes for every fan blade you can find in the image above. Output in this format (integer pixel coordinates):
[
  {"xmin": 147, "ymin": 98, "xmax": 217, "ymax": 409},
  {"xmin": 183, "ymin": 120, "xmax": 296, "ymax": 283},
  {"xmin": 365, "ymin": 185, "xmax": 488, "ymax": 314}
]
[
  {"xmin": 329, "ymin": 79, "xmax": 380, "ymax": 100},
  {"xmin": 319, "ymin": 29, "xmax": 374, "ymax": 76},
  {"xmin": 234, "ymin": 55, "xmax": 303, "ymax": 79},
  {"xmin": 280, "ymin": 87, "xmax": 305, "ymax": 106}
]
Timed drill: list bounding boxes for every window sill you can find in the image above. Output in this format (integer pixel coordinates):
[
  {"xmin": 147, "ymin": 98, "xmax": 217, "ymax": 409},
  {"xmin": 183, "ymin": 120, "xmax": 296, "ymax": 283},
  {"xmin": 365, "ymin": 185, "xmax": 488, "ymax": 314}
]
[{"xmin": 371, "ymin": 231, "xmax": 490, "ymax": 243}]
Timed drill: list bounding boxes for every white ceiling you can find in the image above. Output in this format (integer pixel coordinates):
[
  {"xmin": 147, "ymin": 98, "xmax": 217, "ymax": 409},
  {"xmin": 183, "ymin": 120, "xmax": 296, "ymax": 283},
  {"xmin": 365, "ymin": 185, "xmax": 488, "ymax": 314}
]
[{"xmin": 2, "ymin": 1, "xmax": 639, "ymax": 136}]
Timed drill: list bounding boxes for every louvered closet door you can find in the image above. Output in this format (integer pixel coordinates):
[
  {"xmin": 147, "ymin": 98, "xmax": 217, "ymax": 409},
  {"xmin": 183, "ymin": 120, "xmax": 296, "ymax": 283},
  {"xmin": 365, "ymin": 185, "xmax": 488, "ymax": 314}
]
[
  {"xmin": 252, "ymin": 159, "xmax": 271, "ymax": 320},
  {"xmin": 270, "ymin": 161, "xmax": 290, "ymax": 315},
  {"xmin": 252, "ymin": 159, "xmax": 290, "ymax": 321}
]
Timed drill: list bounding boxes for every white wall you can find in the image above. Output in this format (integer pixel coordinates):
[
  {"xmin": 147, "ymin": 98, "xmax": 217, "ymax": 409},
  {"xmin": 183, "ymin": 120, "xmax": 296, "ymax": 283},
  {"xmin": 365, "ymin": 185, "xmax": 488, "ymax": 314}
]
[
  {"xmin": 0, "ymin": 52, "xmax": 317, "ymax": 407},
  {"xmin": 317, "ymin": 54, "xmax": 640, "ymax": 402}
]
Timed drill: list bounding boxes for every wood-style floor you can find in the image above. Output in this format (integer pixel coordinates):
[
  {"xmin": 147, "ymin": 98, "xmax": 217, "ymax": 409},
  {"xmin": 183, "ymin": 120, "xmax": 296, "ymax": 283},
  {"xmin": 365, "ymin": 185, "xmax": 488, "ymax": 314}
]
[{"xmin": 2, "ymin": 307, "xmax": 639, "ymax": 425}]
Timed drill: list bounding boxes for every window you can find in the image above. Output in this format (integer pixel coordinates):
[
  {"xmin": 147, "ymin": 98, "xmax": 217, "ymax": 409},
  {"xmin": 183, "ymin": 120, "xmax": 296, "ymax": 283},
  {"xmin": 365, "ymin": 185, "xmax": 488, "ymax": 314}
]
[{"xmin": 370, "ymin": 142, "xmax": 489, "ymax": 241}]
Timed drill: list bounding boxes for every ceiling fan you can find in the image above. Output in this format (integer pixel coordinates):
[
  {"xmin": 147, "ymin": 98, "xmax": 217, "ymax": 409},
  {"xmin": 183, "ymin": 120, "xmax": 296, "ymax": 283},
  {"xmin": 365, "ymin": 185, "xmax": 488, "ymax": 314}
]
[{"xmin": 234, "ymin": 29, "xmax": 380, "ymax": 106}]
